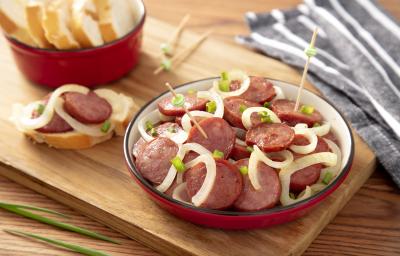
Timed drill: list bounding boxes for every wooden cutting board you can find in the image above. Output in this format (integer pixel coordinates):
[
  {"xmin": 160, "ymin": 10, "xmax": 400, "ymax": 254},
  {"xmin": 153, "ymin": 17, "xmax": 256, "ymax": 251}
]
[{"xmin": 0, "ymin": 17, "xmax": 376, "ymax": 256}]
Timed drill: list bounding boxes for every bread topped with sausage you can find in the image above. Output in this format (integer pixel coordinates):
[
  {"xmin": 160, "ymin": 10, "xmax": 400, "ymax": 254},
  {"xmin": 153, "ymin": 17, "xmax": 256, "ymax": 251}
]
[{"xmin": 10, "ymin": 84, "xmax": 136, "ymax": 149}]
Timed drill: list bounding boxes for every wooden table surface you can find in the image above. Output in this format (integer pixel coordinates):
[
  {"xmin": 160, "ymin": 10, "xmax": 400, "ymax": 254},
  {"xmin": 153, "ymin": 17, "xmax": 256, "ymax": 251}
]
[{"xmin": 1, "ymin": 0, "xmax": 400, "ymax": 255}]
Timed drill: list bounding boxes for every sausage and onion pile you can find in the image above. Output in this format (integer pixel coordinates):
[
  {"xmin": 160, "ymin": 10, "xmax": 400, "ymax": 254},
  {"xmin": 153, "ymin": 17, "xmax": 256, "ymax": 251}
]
[{"xmin": 133, "ymin": 70, "xmax": 342, "ymax": 211}]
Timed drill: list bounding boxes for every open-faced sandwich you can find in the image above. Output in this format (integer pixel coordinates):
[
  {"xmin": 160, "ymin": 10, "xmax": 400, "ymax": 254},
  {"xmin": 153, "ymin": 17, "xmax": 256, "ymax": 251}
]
[{"xmin": 10, "ymin": 84, "xmax": 135, "ymax": 149}]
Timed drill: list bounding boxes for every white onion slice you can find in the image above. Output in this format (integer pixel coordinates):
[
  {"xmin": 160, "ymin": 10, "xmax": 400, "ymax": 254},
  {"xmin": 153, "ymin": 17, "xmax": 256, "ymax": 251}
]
[
  {"xmin": 197, "ymin": 90, "xmax": 224, "ymax": 118},
  {"xmin": 273, "ymin": 85, "xmax": 285, "ymax": 100},
  {"xmin": 181, "ymin": 111, "xmax": 213, "ymax": 132},
  {"xmin": 54, "ymin": 98, "xmax": 113, "ymax": 137},
  {"xmin": 248, "ymin": 150, "xmax": 262, "ymax": 190},
  {"xmin": 310, "ymin": 122, "xmax": 331, "ymax": 136},
  {"xmin": 212, "ymin": 70, "xmax": 250, "ymax": 98},
  {"xmin": 10, "ymin": 101, "xmax": 42, "ymax": 132},
  {"xmin": 289, "ymin": 124, "xmax": 318, "ymax": 154},
  {"xmin": 235, "ymin": 138, "xmax": 247, "ymax": 146},
  {"xmin": 241, "ymin": 107, "xmax": 281, "ymax": 130},
  {"xmin": 310, "ymin": 183, "xmax": 326, "ymax": 194},
  {"xmin": 279, "ymin": 152, "xmax": 337, "ymax": 206},
  {"xmin": 254, "ymin": 145, "xmax": 293, "ymax": 169},
  {"xmin": 186, "ymin": 154, "xmax": 216, "ymax": 207},
  {"xmin": 319, "ymin": 139, "xmax": 342, "ymax": 183},
  {"xmin": 172, "ymin": 182, "xmax": 191, "ymax": 203},
  {"xmin": 159, "ymin": 112, "xmax": 175, "ymax": 122},
  {"xmin": 94, "ymin": 89, "xmax": 133, "ymax": 122},
  {"xmin": 19, "ymin": 84, "xmax": 89, "ymax": 130}
]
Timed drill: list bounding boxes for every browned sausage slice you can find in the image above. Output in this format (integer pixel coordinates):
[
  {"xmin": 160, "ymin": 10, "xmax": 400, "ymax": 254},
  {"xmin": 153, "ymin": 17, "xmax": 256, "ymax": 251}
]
[
  {"xmin": 230, "ymin": 143, "xmax": 251, "ymax": 160},
  {"xmin": 290, "ymin": 136, "xmax": 330, "ymax": 192},
  {"xmin": 233, "ymin": 159, "xmax": 281, "ymax": 211},
  {"xmin": 158, "ymin": 94, "xmax": 208, "ymax": 116},
  {"xmin": 270, "ymin": 99, "xmax": 322, "ymax": 127},
  {"xmin": 187, "ymin": 117, "xmax": 235, "ymax": 159},
  {"xmin": 185, "ymin": 159, "xmax": 242, "ymax": 209},
  {"xmin": 230, "ymin": 77, "xmax": 276, "ymax": 103},
  {"xmin": 223, "ymin": 97, "xmax": 261, "ymax": 129},
  {"xmin": 136, "ymin": 137, "xmax": 179, "ymax": 184},
  {"xmin": 63, "ymin": 92, "xmax": 112, "ymax": 124},
  {"xmin": 245, "ymin": 123, "xmax": 295, "ymax": 152}
]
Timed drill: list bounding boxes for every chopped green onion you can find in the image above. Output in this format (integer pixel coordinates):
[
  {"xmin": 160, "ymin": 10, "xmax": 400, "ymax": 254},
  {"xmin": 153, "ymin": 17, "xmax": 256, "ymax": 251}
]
[
  {"xmin": 100, "ymin": 120, "xmax": 111, "ymax": 133},
  {"xmin": 263, "ymin": 101, "xmax": 271, "ymax": 109},
  {"xmin": 289, "ymin": 193, "xmax": 296, "ymax": 199},
  {"xmin": 300, "ymin": 105, "xmax": 314, "ymax": 115},
  {"xmin": 313, "ymin": 122, "xmax": 321, "ymax": 127},
  {"xmin": 212, "ymin": 150, "xmax": 224, "ymax": 159},
  {"xmin": 149, "ymin": 127, "xmax": 158, "ymax": 136},
  {"xmin": 171, "ymin": 93, "xmax": 185, "ymax": 107},
  {"xmin": 221, "ymin": 71, "xmax": 229, "ymax": 81},
  {"xmin": 304, "ymin": 46, "xmax": 317, "ymax": 57},
  {"xmin": 322, "ymin": 172, "xmax": 333, "ymax": 185},
  {"xmin": 167, "ymin": 126, "xmax": 176, "ymax": 133},
  {"xmin": 258, "ymin": 111, "xmax": 268, "ymax": 117},
  {"xmin": 0, "ymin": 203, "xmax": 118, "ymax": 243},
  {"xmin": 206, "ymin": 101, "xmax": 217, "ymax": 113},
  {"xmin": 161, "ymin": 59, "xmax": 172, "ymax": 71},
  {"xmin": 258, "ymin": 111, "xmax": 272, "ymax": 123},
  {"xmin": 187, "ymin": 89, "xmax": 196, "ymax": 95},
  {"xmin": 239, "ymin": 104, "xmax": 247, "ymax": 113},
  {"xmin": 239, "ymin": 166, "xmax": 248, "ymax": 175},
  {"xmin": 37, "ymin": 104, "xmax": 45, "ymax": 115},
  {"xmin": 145, "ymin": 121, "xmax": 154, "ymax": 131},
  {"xmin": 5, "ymin": 230, "xmax": 111, "ymax": 256},
  {"xmin": 218, "ymin": 80, "xmax": 230, "ymax": 92},
  {"xmin": 246, "ymin": 146, "xmax": 254, "ymax": 153},
  {"xmin": 160, "ymin": 43, "xmax": 171, "ymax": 54},
  {"xmin": 170, "ymin": 156, "xmax": 186, "ymax": 172}
]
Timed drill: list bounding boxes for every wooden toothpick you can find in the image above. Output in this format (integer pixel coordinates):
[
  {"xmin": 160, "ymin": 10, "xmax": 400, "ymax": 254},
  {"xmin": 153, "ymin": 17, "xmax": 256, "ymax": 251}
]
[
  {"xmin": 162, "ymin": 14, "xmax": 191, "ymax": 57},
  {"xmin": 165, "ymin": 83, "xmax": 208, "ymax": 139},
  {"xmin": 154, "ymin": 30, "xmax": 212, "ymax": 75},
  {"xmin": 294, "ymin": 27, "xmax": 319, "ymax": 111}
]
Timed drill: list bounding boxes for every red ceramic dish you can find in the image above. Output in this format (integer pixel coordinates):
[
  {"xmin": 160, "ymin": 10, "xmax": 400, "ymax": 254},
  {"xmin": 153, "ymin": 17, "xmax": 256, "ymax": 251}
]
[
  {"xmin": 123, "ymin": 78, "xmax": 355, "ymax": 229},
  {"xmin": 4, "ymin": 1, "xmax": 145, "ymax": 88}
]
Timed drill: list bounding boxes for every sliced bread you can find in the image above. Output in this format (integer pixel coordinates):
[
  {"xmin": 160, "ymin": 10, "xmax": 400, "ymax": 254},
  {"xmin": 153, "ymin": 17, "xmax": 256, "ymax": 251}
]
[{"xmin": 25, "ymin": 0, "xmax": 53, "ymax": 48}]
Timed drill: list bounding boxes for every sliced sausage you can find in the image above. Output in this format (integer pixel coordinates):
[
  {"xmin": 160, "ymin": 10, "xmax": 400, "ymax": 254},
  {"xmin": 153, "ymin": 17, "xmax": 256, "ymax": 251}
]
[
  {"xmin": 229, "ymin": 76, "xmax": 276, "ymax": 103},
  {"xmin": 187, "ymin": 117, "xmax": 235, "ymax": 159},
  {"xmin": 136, "ymin": 137, "xmax": 179, "ymax": 184},
  {"xmin": 158, "ymin": 94, "xmax": 208, "ymax": 116},
  {"xmin": 290, "ymin": 136, "xmax": 330, "ymax": 192},
  {"xmin": 132, "ymin": 137, "xmax": 146, "ymax": 158},
  {"xmin": 223, "ymin": 97, "xmax": 261, "ymax": 129},
  {"xmin": 185, "ymin": 159, "xmax": 242, "ymax": 209},
  {"xmin": 230, "ymin": 143, "xmax": 251, "ymax": 160},
  {"xmin": 245, "ymin": 123, "xmax": 295, "ymax": 152},
  {"xmin": 233, "ymin": 159, "xmax": 281, "ymax": 211},
  {"xmin": 63, "ymin": 91, "xmax": 112, "ymax": 124},
  {"xmin": 270, "ymin": 99, "xmax": 322, "ymax": 127}
]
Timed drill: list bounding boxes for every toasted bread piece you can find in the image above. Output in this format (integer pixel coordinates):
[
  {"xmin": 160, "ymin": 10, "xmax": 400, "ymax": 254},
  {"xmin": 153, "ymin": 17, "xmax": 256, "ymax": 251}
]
[
  {"xmin": 71, "ymin": 0, "xmax": 103, "ymax": 48},
  {"xmin": 42, "ymin": 0, "xmax": 80, "ymax": 49},
  {"xmin": 25, "ymin": 0, "xmax": 53, "ymax": 48},
  {"xmin": 94, "ymin": 0, "xmax": 136, "ymax": 43},
  {"xmin": 0, "ymin": 0, "xmax": 36, "ymax": 46}
]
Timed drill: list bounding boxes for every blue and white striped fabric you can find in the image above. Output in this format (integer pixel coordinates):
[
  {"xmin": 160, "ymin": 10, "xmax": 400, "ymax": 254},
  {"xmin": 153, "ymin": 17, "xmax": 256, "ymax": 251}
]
[{"xmin": 236, "ymin": 0, "xmax": 400, "ymax": 187}]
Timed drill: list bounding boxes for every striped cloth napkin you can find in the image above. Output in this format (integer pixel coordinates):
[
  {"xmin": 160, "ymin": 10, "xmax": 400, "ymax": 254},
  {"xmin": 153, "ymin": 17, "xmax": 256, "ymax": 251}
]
[{"xmin": 236, "ymin": 0, "xmax": 400, "ymax": 187}]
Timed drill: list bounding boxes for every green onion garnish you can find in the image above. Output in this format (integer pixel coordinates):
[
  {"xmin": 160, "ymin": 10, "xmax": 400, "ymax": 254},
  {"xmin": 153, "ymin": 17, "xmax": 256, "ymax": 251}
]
[
  {"xmin": 145, "ymin": 121, "xmax": 153, "ymax": 131},
  {"xmin": 246, "ymin": 146, "xmax": 254, "ymax": 153},
  {"xmin": 239, "ymin": 166, "xmax": 248, "ymax": 175},
  {"xmin": 167, "ymin": 126, "xmax": 176, "ymax": 133},
  {"xmin": 0, "ymin": 202, "xmax": 118, "ymax": 243},
  {"xmin": 187, "ymin": 89, "xmax": 196, "ymax": 95},
  {"xmin": 221, "ymin": 71, "xmax": 229, "ymax": 81},
  {"xmin": 5, "ymin": 230, "xmax": 111, "ymax": 256},
  {"xmin": 0, "ymin": 202, "xmax": 68, "ymax": 218},
  {"xmin": 258, "ymin": 111, "xmax": 272, "ymax": 123},
  {"xmin": 149, "ymin": 127, "xmax": 158, "ymax": 136},
  {"xmin": 206, "ymin": 101, "xmax": 217, "ymax": 113},
  {"xmin": 212, "ymin": 150, "xmax": 224, "ymax": 159},
  {"xmin": 304, "ymin": 46, "xmax": 317, "ymax": 57},
  {"xmin": 171, "ymin": 93, "xmax": 185, "ymax": 107},
  {"xmin": 313, "ymin": 122, "xmax": 321, "ymax": 127},
  {"xmin": 300, "ymin": 105, "xmax": 314, "ymax": 115},
  {"xmin": 218, "ymin": 80, "xmax": 230, "ymax": 92},
  {"xmin": 160, "ymin": 43, "xmax": 171, "ymax": 54},
  {"xmin": 239, "ymin": 104, "xmax": 247, "ymax": 113},
  {"xmin": 263, "ymin": 102, "xmax": 271, "ymax": 108},
  {"xmin": 100, "ymin": 120, "xmax": 111, "ymax": 133},
  {"xmin": 322, "ymin": 172, "xmax": 333, "ymax": 185},
  {"xmin": 37, "ymin": 104, "xmax": 45, "ymax": 115},
  {"xmin": 170, "ymin": 156, "xmax": 186, "ymax": 172},
  {"xmin": 289, "ymin": 192, "xmax": 296, "ymax": 199},
  {"xmin": 161, "ymin": 59, "xmax": 172, "ymax": 71}
]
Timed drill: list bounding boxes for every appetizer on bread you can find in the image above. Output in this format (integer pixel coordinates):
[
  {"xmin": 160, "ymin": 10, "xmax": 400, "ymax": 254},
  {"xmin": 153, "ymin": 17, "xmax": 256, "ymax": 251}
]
[{"xmin": 10, "ymin": 84, "xmax": 136, "ymax": 149}]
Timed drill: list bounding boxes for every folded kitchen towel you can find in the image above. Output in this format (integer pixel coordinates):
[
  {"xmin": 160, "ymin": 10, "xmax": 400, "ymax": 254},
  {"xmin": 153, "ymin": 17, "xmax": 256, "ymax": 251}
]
[{"xmin": 236, "ymin": 0, "xmax": 400, "ymax": 187}]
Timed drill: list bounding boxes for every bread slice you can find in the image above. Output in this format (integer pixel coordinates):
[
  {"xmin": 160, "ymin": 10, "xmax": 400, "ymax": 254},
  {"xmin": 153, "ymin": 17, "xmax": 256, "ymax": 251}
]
[
  {"xmin": 71, "ymin": 0, "xmax": 103, "ymax": 48},
  {"xmin": 25, "ymin": 0, "xmax": 53, "ymax": 48},
  {"xmin": 42, "ymin": 0, "xmax": 80, "ymax": 49},
  {"xmin": 0, "ymin": 0, "xmax": 36, "ymax": 46},
  {"xmin": 94, "ymin": 0, "xmax": 136, "ymax": 43}
]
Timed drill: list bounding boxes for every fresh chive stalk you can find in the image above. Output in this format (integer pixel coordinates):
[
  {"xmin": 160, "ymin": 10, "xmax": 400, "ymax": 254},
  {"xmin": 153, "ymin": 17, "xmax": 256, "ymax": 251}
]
[{"xmin": 0, "ymin": 202, "xmax": 68, "ymax": 218}]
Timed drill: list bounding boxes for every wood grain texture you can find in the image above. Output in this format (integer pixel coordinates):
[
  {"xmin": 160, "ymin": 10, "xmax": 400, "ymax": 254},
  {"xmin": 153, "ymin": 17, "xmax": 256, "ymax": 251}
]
[{"xmin": 0, "ymin": 0, "xmax": 399, "ymax": 255}]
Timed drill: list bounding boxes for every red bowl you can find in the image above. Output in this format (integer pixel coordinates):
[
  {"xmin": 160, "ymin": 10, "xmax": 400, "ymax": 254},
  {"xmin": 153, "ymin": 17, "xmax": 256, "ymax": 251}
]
[
  {"xmin": 4, "ymin": 1, "xmax": 145, "ymax": 88},
  {"xmin": 123, "ymin": 78, "xmax": 355, "ymax": 229}
]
